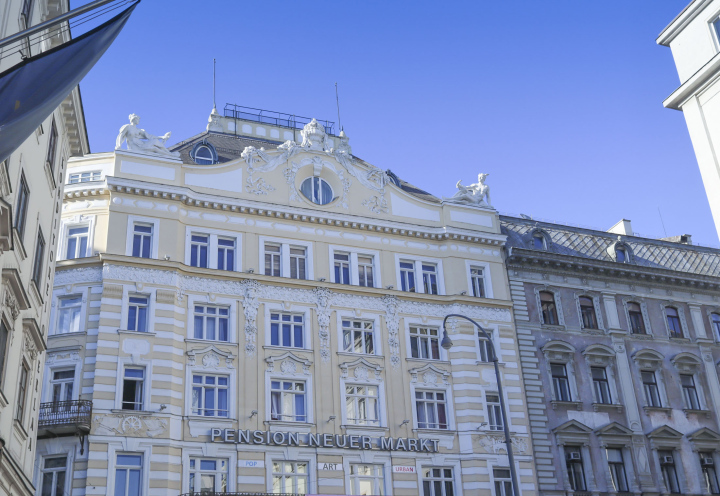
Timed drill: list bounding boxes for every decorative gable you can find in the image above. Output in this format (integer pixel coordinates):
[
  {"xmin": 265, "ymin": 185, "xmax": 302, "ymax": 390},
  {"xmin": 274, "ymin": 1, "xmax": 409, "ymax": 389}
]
[
  {"xmin": 688, "ymin": 427, "xmax": 720, "ymax": 451},
  {"xmin": 595, "ymin": 422, "xmax": 634, "ymax": 447},
  {"xmin": 632, "ymin": 349, "xmax": 664, "ymax": 371},
  {"xmin": 542, "ymin": 340, "xmax": 576, "ymax": 363},
  {"xmin": 648, "ymin": 425, "xmax": 683, "ymax": 449},
  {"xmin": 408, "ymin": 363, "xmax": 450, "ymax": 386},
  {"xmin": 266, "ymin": 352, "xmax": 312, "ymax": 376},
  {"xmin": 583, "ymin": 344, "xmax": 616, "ymax": 367},
  {"xmin": 340, "ymin": 357, "xmax": 383, "ymax": 383},
  {"xmin": 553, "ymin": 419, "xmax": 592, "ymax": 444},
  {"xmin": 187, "ymin": 345, "xmax": 236, "ymax": 370},
  {"xmin": 671, "ymin": 352, "xmax": 702, "ymax": 374}
]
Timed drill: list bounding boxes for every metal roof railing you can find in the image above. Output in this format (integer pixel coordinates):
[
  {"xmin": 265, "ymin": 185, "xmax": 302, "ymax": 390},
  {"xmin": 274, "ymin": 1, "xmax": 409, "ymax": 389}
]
[{"xmin": 224, "ymin": 104, "xmax": 336, "ymax": 136}]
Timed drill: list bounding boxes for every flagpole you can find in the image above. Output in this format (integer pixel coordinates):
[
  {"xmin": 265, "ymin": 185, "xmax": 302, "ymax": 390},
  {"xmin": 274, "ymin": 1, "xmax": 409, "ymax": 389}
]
[{"xmin": 0, "ymin": 0, "xmax": 120, "ymax": 51}]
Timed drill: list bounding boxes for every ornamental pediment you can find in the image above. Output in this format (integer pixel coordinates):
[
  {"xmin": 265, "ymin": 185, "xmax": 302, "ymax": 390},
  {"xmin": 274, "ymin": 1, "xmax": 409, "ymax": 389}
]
[
  {"xmin": 187, "ymin": 345, "xmax": 236, "ymax": 369},
  {"xmin": 632, "ymin": 349, "xmax": 664, "ymax": 370},
  {"xmin": 687, "ymin": 427, "xmax": 720, "ymax": 442},
  {"xmin": 339, "ymin": 357, "xmax": 383, "ymax": 382},
  {"xmin": 647, "ymin": 425, "xmax": 683, "ymax": 439},
  {"xmin": 595, "ymin": 422, "xmax": 633, "ymax": 437},
  {"xmin": 671, "ymin": 352, "xmax": 702, "ymax": 373},
  {"xmin": 408, "ymin": 363, "xmax": 450, "ymax": 386},
  {"xmin": 552, "ymin": 419, "xmax": 592, "ymax": 435},
  {"xmin": 266, "ymin": 352, "xmax": 312, "ymax": 376}
]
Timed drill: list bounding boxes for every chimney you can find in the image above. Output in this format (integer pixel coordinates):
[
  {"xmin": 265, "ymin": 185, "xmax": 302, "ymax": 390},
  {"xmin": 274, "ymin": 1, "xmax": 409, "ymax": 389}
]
[
  {"xmin": 607, "ymin": 219, "xmax": 633, "ymax": 236},
  {"xmin": 660, "ymin": 234, "xmax": 692, "ymax": 245}
]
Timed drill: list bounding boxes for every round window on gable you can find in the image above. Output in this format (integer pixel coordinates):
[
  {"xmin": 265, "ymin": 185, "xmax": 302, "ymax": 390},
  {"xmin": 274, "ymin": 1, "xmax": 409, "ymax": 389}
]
[{"xmin": 300, "ymin": 176, "xmax": 334, "ymax": 205}]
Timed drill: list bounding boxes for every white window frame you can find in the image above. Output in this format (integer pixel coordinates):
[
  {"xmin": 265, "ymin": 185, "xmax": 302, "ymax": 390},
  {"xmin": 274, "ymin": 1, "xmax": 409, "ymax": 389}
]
[
  {"xmin": 265, "ymin": 454, "xmax": 317, "ymax": 495},
  {"xmin": 42, "ymin": 352, "xmax": 82, "ymax": 403},
  {"xmin": 181, "ymin": 449, "xmax": 237, "ymax": 493},
  {"xmin": 125, "ymin": 215, "xmax": 159, "ymax": 259},
  {"xmin": 187, "ymin": 371, "xmax": 233, "ymax": 419},
  {"xmin": 258, "ymin": 235, "xmax": 314, "ymax": 280},
  {"xmin": 588, "ymin": 364, "xmax": 619, "ymax": 406},
  {"xmin": 416, "ymin": 462, "xmax": 463, "ymax": 496},
  {"xmin": 184, "ymin": 226, "xmax": 241, "ymax": 272},
  {"xmin": 476, "ymin": 325, "xmax": 501, "ymax": 364},
  {"xmin": 638, "ymin": 368, "xmax": 669, "ymax": 409},
  {"xmin": 336, "ymin": 311, "xmax": 382, "ymax": 356},
  {"xmin": 394, "ymin": 254, "xmax": 445, "ymax": 295},
  {"xmin": 264, "ymin": 303, "xmax": 311, "ymax": 349},
  {"xmin": 404, "ymin": 318, "xmax": 449, "ymax": 361},
  {"xmin": 106, "ymin": 444, "xmax": 151, "ymax": 496},
  {"xmin": 410, "ymin": 383, "xmax": 454, "ymax": 431},
  {"xmin": 34, "ymin": 443, "xmax": 76, "ymax": 496},
  {"xmin": 58, "ymin": 215, "xmax": 96, "ymax": 261},
  {"xmin": 264, "ymin": 360, "xmax": 314, "ymax": 425},
  {"xmin": 52, "ymin": 292, "xmax": 86, "ymax": 335},
  {"xmin": 343, "ymin": 459, "xmax": 391, "ymax": 496},
  {"xmin": 679, "ymin": 371, "xmax": 707, "ymax": 411},
  {"xmin": 485, "ymin": 391, "xmax": 504, "ymax": 431},
  {"xmin": 328, "ymin": 245, "xmax": 382, "ymax": 288},
  {"xmin": 187, "ymin": 296, "xmax": 236, "ymax": 344},
  {"xmin": 120, "ymin": 287, "xmax": 155, "ymax": 333},
  {"xmin": 465, "ymin": 260, "xmax": 494, "ymax": 299},
  {"xmin": 490, "ymin": 464, "xmax": 516, "ymax": 496},
  {"xmin": 338, "ymin": 362, "xmax": 387, "ymax": 429},
  {"xmin": 114, "ymin": 357, "xmax": 153, "ymax": 412}
]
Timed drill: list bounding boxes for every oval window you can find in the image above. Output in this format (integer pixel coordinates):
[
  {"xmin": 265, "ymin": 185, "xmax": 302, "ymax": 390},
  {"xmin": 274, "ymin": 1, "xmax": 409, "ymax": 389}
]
[
  {"xmin": 300, "ymin": 177, "xmax": 334, "ymax": 205},
  {"xmin": 194, "ymin": 145, "xmax": 214, "ymax": 165}
]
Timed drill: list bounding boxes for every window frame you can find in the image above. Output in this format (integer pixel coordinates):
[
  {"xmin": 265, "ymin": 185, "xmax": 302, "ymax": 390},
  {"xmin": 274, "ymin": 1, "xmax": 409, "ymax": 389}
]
[
  {"xmin": 190, "ymin": 373, "xmax": 230, "ymax": 418},
  {"xmin": 300, "ymin": 176, "xmax": 334, "ymax": 205},
  {"xmin": 338, "ymin": 316, "xmax": 380, "ymax": 356},
  {"xmin": 58, "ymin": 215, "xmax": 96, "ymax": 261},
  {"xmin": 347, "ymin": 463, "xmax": 387, "ymax": 496},
  {"xmin": 15, "ymin": 171, "xmax": 30, "ymax": 240},
  {"xmin": 412, "ymin": 385, "xmax": 452, "ymax": 431},
  {"xmin": 125, "ymin": 216, "xmax": 159, "ymax": 259},
  {"xmin": 565, "ymin": 445, "xmax": 588, "ymax": 491},
  {"xmin": 67, "ymin": 170, "xmax": 102, "ymax": 184},
  {"xmin": 577, "ymin": 294, "xmax": 602, "ymax": 330},
  {"xmin": 465, "ymin": 260, "xmax": 494, "ymax": 299},
  {"xmin": 15, "ymin": 360, "xmax": 30, "ymax": 425},
  {"xmin": 394, "ymin": 255, "xmax": 445, "ymax": 295},
  {"xmin": 46, "ymin": 118, "xmax": 58, "ymax": 176},
  {"xmin": 407, "ymin": 325, "xmax": 443, "ymax": 361},
  {"xmin": 420, "ymin": 466, "xmax": 457, "ymax": 496},
  {"xmin": 658, "ymin": 449, "xmax": 682, "ymax": 494},
  {"xmin": 0, "ymin": 319, "xmax": 9, "ymax": 391},
  {"xmin": 264, "ymin": 355, "xmax": 314, "ymax": 425},
  {"xmin": 343, "ymin": 383, "xmax": 381, "ymax": 427},
  {"xmin": 258, "ymin": 236, "xmax": 314, "ymax": 280},
  {"xmin": 114, "ymin": 358, "xmax": 153, "ymax": 412},
  {"xmin": 624, "ymin": 300, "xmax": 649, "ymax": 335},
  {"xmin": 270, "ymin": 459, "xmax": 311, "ymax": 494},
  {"xmin": 184, "ymin": 227, "xmax": 241, "ymax": 272},
  {"xmin": 37, "ymin": 453, "xmax": 73, "ymax": 496},
  {"xmin": 711, "ymin": 312, "xmax": 720, "ymax": 341},
  {"xmin": 109, "ymin": 451, "xmax": 146, "ymax": 496},
  {"xmin": 191, "ymin": 303, "xmax": 231, "ymax": 343},
  {"xmin": 641, "ymin": 370, "xmax": 663, "ymax": 408},
  {"xmin": 269, "ymin": 378, "xmax": 308, "ymax": 423},
  {"xmin": 181, "ymin": 450, "xmax": 237, "ymax": 494},
  {"xmin": 537, "ymin": 288, "xmax": 564, "ymax": 326},
  {"xmin": 42, "ymin": 354, "xmax": 82, "ymax": 405},
  {"xmin": 125, "ymin": 294, "xmax": 151, "ymax": 333},
  {"xmin": 485, "ymin": 392, "xmax": 504, "ymax": 431},
  {"xmin": 664, "ymin": 305, "xmax": 686, "ymax": 339},
  {"xmin": 31, "ymin": 227, "xmax": 46, "ymax": 289},
  {"xmin": 269, "ymin": 311, "xmax": 306, "ymax": 349},
  {"xmin": 680, "ymin": 373, "xmax": 703, "ymax": 411},
  {"xmin": 264, "ymin": 304, "xmax": 310, "ymax": 349},
  {"xmin": 328, "ymin": 245, "xmax": 381, "ymax": 288},
  {"xmin": 54, "ymin": 293, "xmax": 84, "ymax": 335},
  {"xmin": 338, "ymin": 361, "xmax": 386, "ymax": 429}
]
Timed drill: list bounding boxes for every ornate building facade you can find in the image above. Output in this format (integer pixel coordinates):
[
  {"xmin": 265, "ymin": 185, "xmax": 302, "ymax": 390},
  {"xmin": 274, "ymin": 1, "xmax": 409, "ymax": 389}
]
[
  {"xmin": 503, "ymin": 216, "xmax": 720, "ymax": 496},
  {"xmin": 0, "ymin": 2, "xmax": 89, "ymax": 496},
  {"xmin": 36, "ymin": 107, "xmax": 538, "ymax": 495}
]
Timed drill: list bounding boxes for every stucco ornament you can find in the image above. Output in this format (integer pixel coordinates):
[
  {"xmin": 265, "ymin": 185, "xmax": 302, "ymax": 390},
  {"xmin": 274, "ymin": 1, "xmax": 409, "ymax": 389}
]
[
  {"xmin": 241, "ymin": 279, "xmax": 261, "ymax": 357},
  {"xmin": 300, "ymin": 118, "xmax": 330, "ymax": 151},
  {"xmin": 115, "ymin": 114, "xmax": 180, "ymax": 158},
  {"xmin": 445, "ymin": 173, "xmax": 491, "ymax": 206},
  {"xmin": 314, "ymin": 287, "xmax": 333, "ymax": 363},
  {"xmin": 383, "ymin": 295, "xmax": 401, "ymax": 369}
]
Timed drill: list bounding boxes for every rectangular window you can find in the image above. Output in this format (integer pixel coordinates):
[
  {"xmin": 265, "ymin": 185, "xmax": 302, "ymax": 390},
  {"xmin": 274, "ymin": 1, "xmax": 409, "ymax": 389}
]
[
  {"xmin": 264, "ymin": 243, "xmax": 281, "ymax": 277},
  {"xmin": 0, "ymin": 321, "xmax": 8, "ymax": 386},
  {"xmin": 114, "ymin": 454, "xmax": 142, "ymax": 496},
  {"xmin": 65, "ymin": 226, "xmax": 89, "ymax": 259},
  {"xmin": 487, "ymin": 393, "xmax": 503, "ymax": 431},
  {"xmin": 592, "ymin": 367, "xmax": 612, "ymax": 404},
  {"xmin": 15, "ymin": 172, "xmax": 29, "ymax": 239},
  {"xmin": 289, "ymin": 247, "xmax": 306, "ymax": 279},
  {"xmin": 345, "ymin": 384, "xmax": 379, "ymax": 425},
  {"xmin": 189, "ymin": 458, "xmax": 228, "ymax": 493},
  {"xmin": 131, "ymin": 223, "xmax": 153, "ymax": 258},
  {"xmin": 46, "ymin": 119, "xmax": 58, "ymax": 174},
  {"xmin": 334, "ymin": 253, "xmax": 350, "ymax": 284},
  {"xmin": 666, "ymin": 307, "xmax": 683, "ymax": 338},
  {"xmin": 342, "ymin": 320, "xmax": 375, "ymax": 354},
  {"xmin": 681, "ymin": 374, "xmax": 701, "ymax": 410},
  {"xmin": 422, "ymin": 264, "xmax": 438, "ymax": 295},
  {"xmin": 494, "ymin": 468, "xmax": 513, "ymax": 496},
  {"xmin": 57, "ymin": 296, "xmax": 82, "ymax": 334},
  {"xmin": 410, "ymin": 326, "xmax": 440, "ymax": 360},
  {"xmin": 272, "ymin": 461, "xmax": 308, "ymax": 494},
  {"xmin": 551, "ymin": 363, "xmax": 572, "ymax": 402},
  {"xmin": 193, "ymin": 305, "xmax": 229, "ymax": 342},
  {"xmin": 540, "ymin": 291, "xmax": 559, "ymax": 325},
  {"xmin": 16, "ymin": 362, "xmax": 29, "ymax": 423},
  {"xmin": 566, "ymin": 446, "xmax": 587, "ymax": 491},
  {"xmin": 349, "ymin": 464, "xmax": 384, "ymax": 496},
  {"xmin": 121, "ymin": 368, "xmax": 144, "ymax": 411},
  {"xmin": 642, "ymin": 371, "xmax": 662, "ymax": 407},
  {"xmin": 659, "ymin": 450, "xmax": 681, "ymax": 494},
  {"xmin": 20, "ymin": 0, "xmax": 34, "ymax": 26},
  {"xmin": 399, "ymin": 261, "xmax": 416, "ymax": 292},
  {"xmin": 51, "ymin": 369, "xmax": 74, "ymax": 404},
  {"xmin": 478, "ymin": 336, "xmax": 493, "ymax": 362},
  {"xmin": 358, "ymin": 255, "xmax": 375, "ymax": 287},
  {"xmin": 191, "ymin": 374, "xmax": 228, "ymax": 417},
  {"xmin": 217, "ymin": 238, "xmax": 235, "ymax": 271},
  {"xmin": 628, "ymin": 302, "xmax": 646, "ymax": 334},
  {"xmin": 607, "ymin": 448, "xmax": 629, "ymax": 492},
  {"xmin": 190, "ymin": 234, "xmax": 209, "ymax": 268},
  {"xmin": 270, "ymin": 380, "xmax": 306, "ymax": 422},
  {"xmin": 422, "ymin": 467, "xmax": 454, "ymax": 496},
  {"xmin": 415, "ymin": 390, "xmax": 448, "ymax": 430},
  {"xmin": 579, "ymin": 296, "xmax": 598, "ymax": 329},
  {"xmin": 127, "ymin": 296, "xmax": 149, "ymax": 332},
  {"xmin": 470, "ymin": 266, "xmax": 486, "ymax": 298},
  {"xmin": 68, "ymin": 171, "xmax": 101, "ymax": 183},
  {"xmin": 700, "ymin": 452, "xmax": 720, "ymax": 495},
  {"xmin": 32, "ymin": 228, "xmax": 46, "ymax": 287},
  {"xmin": 270, "ymin": 313, "xmax": 304, "ymax": 348},
  {"xmin": 41, "ymin": 456, "xmax": 67, "ymax": 496}
]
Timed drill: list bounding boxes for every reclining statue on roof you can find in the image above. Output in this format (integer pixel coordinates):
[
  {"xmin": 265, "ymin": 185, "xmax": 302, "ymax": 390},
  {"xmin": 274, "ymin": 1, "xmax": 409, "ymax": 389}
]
[
  {"xmin": 446, "ymin": 173, "xmax": 491, "ymax": 206},
  {"xmin": 116, "ymin": 114, "xmax": 180, "ymax": 158}
]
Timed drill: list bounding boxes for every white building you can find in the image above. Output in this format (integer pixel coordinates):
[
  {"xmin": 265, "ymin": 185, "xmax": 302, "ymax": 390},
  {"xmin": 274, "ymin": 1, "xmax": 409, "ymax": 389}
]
[{"xmin": 658, "ymin": 0, "xmax": 720, "ymax": 240}]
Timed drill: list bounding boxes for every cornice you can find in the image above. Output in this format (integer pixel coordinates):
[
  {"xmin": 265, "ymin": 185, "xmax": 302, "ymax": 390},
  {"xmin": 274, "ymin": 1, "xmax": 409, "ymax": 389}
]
[
  {"xmin": 506, "ymin": 248, "xmax": 720, "ymax": 291},
  {"xmin": 657, "ymin": 0, "xmax": 713, "ymax": 45},
  {"xmin": 63, "ymin": 177, "xmax": 507, "ymax": 247}
]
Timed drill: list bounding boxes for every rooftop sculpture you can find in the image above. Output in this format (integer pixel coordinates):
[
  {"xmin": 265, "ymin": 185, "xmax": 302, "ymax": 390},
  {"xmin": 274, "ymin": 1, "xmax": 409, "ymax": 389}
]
[
  {"xmin": 446, "ymin": 173, "xmax": 492, "ymax": 206},
  {"xmin": 116, "ymin": 114, "xmax": 180, "ymax": 158}
]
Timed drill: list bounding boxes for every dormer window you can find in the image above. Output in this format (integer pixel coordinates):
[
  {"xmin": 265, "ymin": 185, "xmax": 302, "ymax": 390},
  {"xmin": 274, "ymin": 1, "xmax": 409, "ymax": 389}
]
[
  {"xmin": 616, "ymin": 248, "xmax": 626, "ymax": 263},
  {"xmin": 609, "ymin": 241, "xmax": 632, "ymax": 264},
  {"xmin": 533, "ymin": 234, "xmax": 545, "ymax": 250},
  {"xmin": 300, "ymin": 177, "xmax": 333, "ymax": 205},
  {"xmin": 191, "ymin": 142, "xmax": 218, "ymax": 165}
]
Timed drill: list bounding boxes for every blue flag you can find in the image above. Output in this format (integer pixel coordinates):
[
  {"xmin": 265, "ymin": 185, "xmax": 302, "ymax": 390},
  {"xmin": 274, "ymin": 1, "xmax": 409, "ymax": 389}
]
[{"xmin": 0, "ymin": 4, "xmax": 137, "ymax": 164}]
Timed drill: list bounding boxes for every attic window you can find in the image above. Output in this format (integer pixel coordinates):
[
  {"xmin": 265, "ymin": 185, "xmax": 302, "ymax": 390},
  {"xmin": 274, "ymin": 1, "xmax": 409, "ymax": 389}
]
[
  {"xmin": 616, "ymin": 248, "xmax": 627, "ymax": 263},
  {"xmin": 191, "ymin": 142, "xmax": 217, "ymax": 165},
  {"xmin": 533, "ymin": 234, "xmax": 546, "ymax": 250},
  {"xmin": 300, "ymin": 177, "xmax": 333, "ymax": 205}
]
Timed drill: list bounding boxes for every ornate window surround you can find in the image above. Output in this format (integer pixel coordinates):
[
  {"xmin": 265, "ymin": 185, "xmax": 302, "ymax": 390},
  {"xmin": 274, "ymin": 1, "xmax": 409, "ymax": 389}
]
[
  {"xmin": 42, "ymin": 346, "xmax": 82, "ymax": 403},
  {"xmin": 621, "ymin": 297, "xmax": 652, "ymax": 336},
  {"xmin": 647, "ymin": 426, "xmax": 686, "ymax": 494},
  {"xmin": 407, "ymin": 363, "xmax": 454, "ymax": 431},
  {"xmin": 594, "ymin": 422, "xmax": 638, "ymax": 494},
  {"xmin": 528, "ymin": 227, "xmax": 551, "ymax": 251},
  {"xmin": 573, "ymin": 292, "xmax": 605, "ymax": 331},
  {"xmin": 686, "ymin": 427, "xmax": 720, "ymax": 453},
  {"xmin": 184, "ymin": 345, "xmax": 237, "ymax": 420},
  {"xmin": 660, "ymin": 301, "xmax": 690, "ymax": 339},
  {"xmin": 542, "ymin": 340, "xmax": 580, "ymax": 408},
  {"xmin": 582, "ymin": 344, "xmax": 621, "ymax": 412},
  {"xmin": 607, "ymin": 239, "xmax": 634, "ymax": 264},
  {"xmin": 335, "ymin": 310, "xmax": 382, "ymax": 356},
  {"xmin": 34, "ymin": 442, "xmax": 77, "ymax": 496},
  {"xmin": 58, "ymin": 214, "xmax": 96, "ymax": 261},
  {"xmin": 338, "ymin": 357, "xmax": 387, "ymax": 431},
  {"xmin": 552, "ymin": 420, "xmax": 597, "ymax": 493},
  {"xmin": 534, "ymin": 286, "xmax": 565, "ymax": 327},
  {"xmin": 464, "ymin": 259, "xmax": 494, "ymax": 299},
  {"xmin": 264, "ymin": 352, "xmax": 314, "ymax": 429},
  {"xmin": 632, "ymin": 349, "xmax": 670, "ymax": 413},
  {"xmin": 705, "ymin": 307, "xmax": 720, "ymax": 342},
  {"xmin": 49, "ymin": 286, "xmax": 88, "ymax": 336},
  {"xmin": 670, "ymin": 352, "xmax": 709, "ymax": 415}
]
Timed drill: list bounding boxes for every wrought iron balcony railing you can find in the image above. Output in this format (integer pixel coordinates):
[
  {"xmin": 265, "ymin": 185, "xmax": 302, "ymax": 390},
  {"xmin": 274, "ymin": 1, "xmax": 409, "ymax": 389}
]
[{"xmin": 38, "ymin": 400, "xmax": 92, "ymax": 431}]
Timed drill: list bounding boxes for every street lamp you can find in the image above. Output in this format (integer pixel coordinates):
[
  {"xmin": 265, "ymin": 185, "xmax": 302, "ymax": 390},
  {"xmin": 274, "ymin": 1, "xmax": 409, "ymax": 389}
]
[{"xmin": 441, "ymin": 314, "xmax": 521, "ymax": 496}]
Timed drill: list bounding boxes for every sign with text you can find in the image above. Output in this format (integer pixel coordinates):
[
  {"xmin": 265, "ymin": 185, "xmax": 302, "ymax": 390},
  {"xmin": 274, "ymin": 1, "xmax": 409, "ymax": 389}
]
[
  {"xmin": 238, "ymin": 459, "xmax": 264, "ymax": 468},
  {"xmin": 393, "ymin": 465, "xmax": 416, "ymax": 474},
  {"xmin": 318, "ymin": 463, "xmax": 342, "ymax": 471}
]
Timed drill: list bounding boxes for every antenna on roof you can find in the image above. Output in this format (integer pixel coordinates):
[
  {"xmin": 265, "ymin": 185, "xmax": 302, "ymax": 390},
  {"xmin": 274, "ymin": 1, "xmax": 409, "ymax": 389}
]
[
  {"xmin": 335, "ymin": 82, "xmax": 342, "ymax": 132},
  {"xmin": 658, "ymin": 207, "xmax": 668, "ymax": 237},
  {"xmin": 213, "ymin": 58, "xmax": 217, "ymax": 110}
]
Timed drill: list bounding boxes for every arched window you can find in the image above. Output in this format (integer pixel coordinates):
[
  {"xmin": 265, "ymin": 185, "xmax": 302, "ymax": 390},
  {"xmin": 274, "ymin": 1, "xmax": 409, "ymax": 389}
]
[
  {"xmin": 615, "ymin": 247, "xmax": 627, "ymax": 263},
  {"xmin": 540, "ymin": 291, "xmax": 559, "ymax": 325},
  {"xmin": 579, "ymin": 296, "xmax": 597, "ymax": 329},
  {"xmin": 191, "ymin": 143, "xmax": 217, "ymax": 165},
  {"xmin": 300, "ymin": 177, "xmax": 333, "ymax": 205},
  {"xmin": 532, "ymin": 233, "xmax": 546, "ymax": 250},
  {"xmin": 628, "ymin": 302, "xmax": 645, "ymax": 334},
  {"xmin": 666, "ymin": 307, "xmax": 683, "ymax": 338},
  {"xmin": 712, "ymin": 313, "xmax": 720, "ymax": 340}
]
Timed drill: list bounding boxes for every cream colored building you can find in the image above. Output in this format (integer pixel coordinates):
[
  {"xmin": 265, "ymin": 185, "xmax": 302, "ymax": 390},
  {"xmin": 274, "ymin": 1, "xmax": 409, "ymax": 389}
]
[
  {"xmin": 0, "ymin": 1, "xmax": 89, "ymax": 496},
  {"xmin": 38, "ymin": 107, "xmax": 537, "ymax": 495},
  {"xmin": 658, "ymin": 0, "xmax": 720, "ymax": 240}
]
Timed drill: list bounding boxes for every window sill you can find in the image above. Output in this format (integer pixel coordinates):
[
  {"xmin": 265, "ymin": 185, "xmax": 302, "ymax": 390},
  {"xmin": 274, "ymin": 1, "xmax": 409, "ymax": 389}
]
[
  {"xmin": 592, "ymin": 403, "xmax": 623, "ymax": 413},
  {"xmin": 643, "ymin": 406, "xmax": 672, "ymax": 417},
  {"xmin": 187, "ymin": 415, "xmax": 235, "ymax": 422},
  {"xmin": 341, "ymin": 424, "xmax": 389, "ymax": 434},
  {"xmin": 13, "ymin": 419, "xmax": 28, "ymax": 440},
  {"xmin": 628, "ymin": 333, "xmax": 653, "ymax": 340},
  {"xmin": 405, "ymin": 357, "xmax": 450, "ymax": 365},
  {"xmin": 0, "ymin": 388, "xmax": 7, "ymax": 408},
  {"xmin": 541, "ymin": 324, "xmax": 566, "ymax": 331},
  {"xmin": 669, "ymin": 336, "xmax": 690, "ymax": 343},
  {"xmin": 110, "ymin": 409, "xmax": 155, "ymax": 416},
  {"xmin": 337, "ymin": 351, "xmax": 384, "ymax": 359},
  {"xmin": 118, "ymin": 329, "xmax": 157, "ymax": 336},
  {"xmin": 263, "ymin": 345, "xmax": 312, "ymax": 353},
  {"xmin": 412, "ymin": 427, "xmax": 454, "ymax": 435},
  {"xmin": 185, "ymin": 338, "xmax": 235, "ymax": 346},
  {"xmin": 683, "ymin": 408, "xmax": 711, "ymax": 419},
  {"xmin": 580, "ymin": 328, "xmax": 605, "ymax": 336},
  {"xmin": 49, "ymin": 331, "xmax": 87, "ymax": 339},
  {"xmin": 551, "ymin": 400, "xmax": 583, "ymax": 410},
  {"xmin": 264, "ymin": 420, "xmax": 315, "ymax": 433}
]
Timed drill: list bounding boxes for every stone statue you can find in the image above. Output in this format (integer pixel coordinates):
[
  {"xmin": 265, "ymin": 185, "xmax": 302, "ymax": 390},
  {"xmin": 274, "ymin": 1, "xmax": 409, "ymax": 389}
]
[
  {"xmin": 300, "ymin": 118, "xmax": 329, "ymax": 152},
  {"xmin": 446, "ymin": 173, "xmax": 491, "ymax": 206},
  {"xmin": 115, "ymin": 114, "xmax": 180, "ymax": 158}
]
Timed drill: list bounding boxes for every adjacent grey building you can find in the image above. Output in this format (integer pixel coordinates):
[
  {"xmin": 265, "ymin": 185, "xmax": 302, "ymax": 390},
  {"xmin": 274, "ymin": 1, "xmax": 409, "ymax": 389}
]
[{"xmin": 502, "ymin": 216, "xmax": 720, "ymax": 496}]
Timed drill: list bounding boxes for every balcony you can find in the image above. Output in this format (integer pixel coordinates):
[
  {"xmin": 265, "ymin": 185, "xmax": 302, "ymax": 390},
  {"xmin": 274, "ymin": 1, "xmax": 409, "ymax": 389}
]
[{"xmin": 37, "ymin": 400, "xmax": 92, "ymax": 438}]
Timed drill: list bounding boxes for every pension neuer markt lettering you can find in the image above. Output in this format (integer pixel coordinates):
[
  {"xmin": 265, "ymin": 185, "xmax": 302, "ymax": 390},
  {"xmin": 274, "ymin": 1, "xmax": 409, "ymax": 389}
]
[{"xmin": 211, "ymin": 428, "xmax": 440, "ymax": 452}]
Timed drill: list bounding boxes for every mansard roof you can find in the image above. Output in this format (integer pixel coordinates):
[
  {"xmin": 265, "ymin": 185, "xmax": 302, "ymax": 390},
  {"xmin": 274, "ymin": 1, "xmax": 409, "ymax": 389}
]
[{"xmin": 501, "ymin": 216, "xmax": 720, "ymax": 278}]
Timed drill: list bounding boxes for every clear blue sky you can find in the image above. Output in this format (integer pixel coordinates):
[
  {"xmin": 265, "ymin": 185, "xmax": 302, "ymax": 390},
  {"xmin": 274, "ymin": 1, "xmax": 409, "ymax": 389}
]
[{"xmin": 72, "ymin": 0, "xmax": 714, "ymax": 245}]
